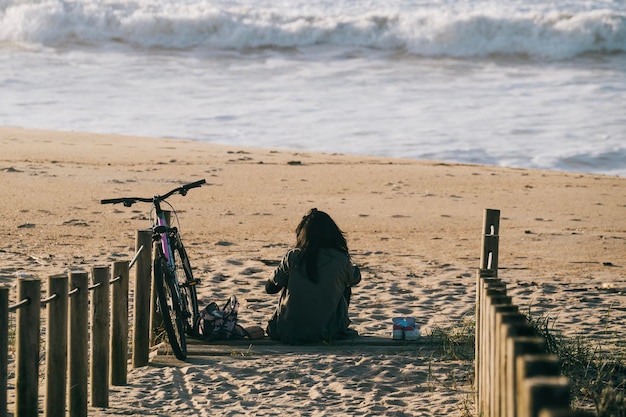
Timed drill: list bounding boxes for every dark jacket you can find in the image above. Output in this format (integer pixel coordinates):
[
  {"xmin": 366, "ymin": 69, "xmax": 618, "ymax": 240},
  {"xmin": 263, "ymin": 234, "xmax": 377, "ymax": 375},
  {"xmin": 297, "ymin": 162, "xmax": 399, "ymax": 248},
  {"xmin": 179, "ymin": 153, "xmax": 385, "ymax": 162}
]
[{"xmin": 265, "ymin": 248, "xmax": 361, "ymax": 344}]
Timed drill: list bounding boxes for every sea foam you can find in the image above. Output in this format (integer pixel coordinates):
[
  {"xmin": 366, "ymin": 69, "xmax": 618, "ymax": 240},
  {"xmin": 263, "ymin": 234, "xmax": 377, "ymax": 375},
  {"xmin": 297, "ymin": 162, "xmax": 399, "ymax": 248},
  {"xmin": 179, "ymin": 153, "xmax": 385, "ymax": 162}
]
[{"xmin": 1, "ymin": 0, "xmax": 625, "ymax": 59}]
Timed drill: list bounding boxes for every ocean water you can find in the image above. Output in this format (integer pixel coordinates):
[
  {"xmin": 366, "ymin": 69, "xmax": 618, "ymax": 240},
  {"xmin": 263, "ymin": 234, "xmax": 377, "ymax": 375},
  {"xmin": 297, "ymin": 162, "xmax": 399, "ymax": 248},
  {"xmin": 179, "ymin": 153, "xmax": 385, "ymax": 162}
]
[{"xmin": 1, "ymin": 0, "xmax": 625, "ymax": 176}]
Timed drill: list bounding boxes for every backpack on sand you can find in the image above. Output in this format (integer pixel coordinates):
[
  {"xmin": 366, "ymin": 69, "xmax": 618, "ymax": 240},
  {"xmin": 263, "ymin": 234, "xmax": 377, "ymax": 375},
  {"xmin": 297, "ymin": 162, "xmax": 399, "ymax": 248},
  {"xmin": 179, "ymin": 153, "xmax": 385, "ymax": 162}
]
[{"xmin": 195, "ymin": 295, "xmax": 246, "ymax": 341}]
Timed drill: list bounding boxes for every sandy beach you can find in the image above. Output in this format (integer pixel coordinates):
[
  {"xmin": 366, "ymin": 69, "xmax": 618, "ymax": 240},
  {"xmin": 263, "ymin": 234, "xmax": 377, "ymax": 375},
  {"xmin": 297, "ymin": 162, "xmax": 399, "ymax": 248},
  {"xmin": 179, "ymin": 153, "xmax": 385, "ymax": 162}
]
[{"xmin": 1, "ymin": 127, "xmax": 625, "ymax": 416}]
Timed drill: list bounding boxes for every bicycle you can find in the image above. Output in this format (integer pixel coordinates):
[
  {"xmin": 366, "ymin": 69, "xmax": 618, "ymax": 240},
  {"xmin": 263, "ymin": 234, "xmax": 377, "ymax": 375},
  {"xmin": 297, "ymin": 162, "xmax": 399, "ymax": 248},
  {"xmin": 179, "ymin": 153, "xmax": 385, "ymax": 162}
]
[{"xmin": 101, "ymin": 179, "xmax": 206, "ymax": 360}]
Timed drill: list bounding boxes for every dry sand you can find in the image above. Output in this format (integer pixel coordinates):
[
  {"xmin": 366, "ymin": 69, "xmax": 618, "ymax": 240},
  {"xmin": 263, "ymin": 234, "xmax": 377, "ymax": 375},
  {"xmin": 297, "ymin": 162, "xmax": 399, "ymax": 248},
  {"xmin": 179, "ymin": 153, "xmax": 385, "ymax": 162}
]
[{"xmin": 1, "ymin": 127, "xmax": 625, "ymax": 416}]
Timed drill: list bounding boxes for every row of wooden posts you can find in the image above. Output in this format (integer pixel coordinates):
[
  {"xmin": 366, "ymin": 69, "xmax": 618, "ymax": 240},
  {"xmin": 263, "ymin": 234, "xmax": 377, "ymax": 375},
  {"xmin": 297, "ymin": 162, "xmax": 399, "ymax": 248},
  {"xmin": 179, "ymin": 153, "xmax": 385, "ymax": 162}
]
[
  {"xmin": 0, "ymin": 229, "xmax": 155, "ymax": 417},
  {"xmin": 476, "ymin": 209, "xmax": 592, "ymax": 417}
]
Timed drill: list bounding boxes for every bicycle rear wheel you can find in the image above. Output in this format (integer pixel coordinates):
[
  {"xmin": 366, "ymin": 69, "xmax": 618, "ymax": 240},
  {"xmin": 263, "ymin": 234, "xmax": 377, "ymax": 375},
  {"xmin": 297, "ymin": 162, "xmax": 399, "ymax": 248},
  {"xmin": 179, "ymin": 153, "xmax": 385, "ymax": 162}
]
[
  {"xmin": 153, "ymin": 257, "xmax": 187, "ymax": 360},
  {"xmin": 170, "ymin": 232, "xmax": 200, "ymax": 335}
]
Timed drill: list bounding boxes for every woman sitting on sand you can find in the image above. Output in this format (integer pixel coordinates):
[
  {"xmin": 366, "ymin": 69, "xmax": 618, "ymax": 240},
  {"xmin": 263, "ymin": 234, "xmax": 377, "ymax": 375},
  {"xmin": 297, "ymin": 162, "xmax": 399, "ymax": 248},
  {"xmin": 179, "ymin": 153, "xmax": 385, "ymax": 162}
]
[{"xmin": 265, "ymin": 208, "xmax": 361, "ymax": 344}]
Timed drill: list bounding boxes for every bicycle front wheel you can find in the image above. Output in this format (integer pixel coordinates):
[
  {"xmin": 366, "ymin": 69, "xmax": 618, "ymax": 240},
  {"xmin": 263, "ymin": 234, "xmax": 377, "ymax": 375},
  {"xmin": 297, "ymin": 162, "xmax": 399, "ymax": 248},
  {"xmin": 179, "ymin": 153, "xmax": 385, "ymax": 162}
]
[{"xmin": 154, "ymin": 257, "xmax": 187, "ymax": 360}]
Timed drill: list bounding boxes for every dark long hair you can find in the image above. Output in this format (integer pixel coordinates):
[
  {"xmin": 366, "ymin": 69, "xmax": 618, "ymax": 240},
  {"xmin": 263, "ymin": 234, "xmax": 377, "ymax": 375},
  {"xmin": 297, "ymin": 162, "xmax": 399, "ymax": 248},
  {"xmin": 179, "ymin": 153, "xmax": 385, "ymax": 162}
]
[{"xmin": 295, "ymin": 208, "xmax": 349, "ymax": 282}]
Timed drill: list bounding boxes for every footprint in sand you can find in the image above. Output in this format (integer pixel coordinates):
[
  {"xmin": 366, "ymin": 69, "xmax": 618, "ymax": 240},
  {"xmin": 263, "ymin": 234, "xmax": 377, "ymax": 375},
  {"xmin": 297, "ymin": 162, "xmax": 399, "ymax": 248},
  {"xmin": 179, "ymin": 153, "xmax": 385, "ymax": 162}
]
[
  {"xmin": 62, "ymin": 219, "xmax": 90, "ymax": 227},
  {"xmin": 1, "ymin": 167, "xmax": 23, "ymax": 172},
  {"xmin": 240, "ymin": 267, "xmax": 264, "ymax": 275}
]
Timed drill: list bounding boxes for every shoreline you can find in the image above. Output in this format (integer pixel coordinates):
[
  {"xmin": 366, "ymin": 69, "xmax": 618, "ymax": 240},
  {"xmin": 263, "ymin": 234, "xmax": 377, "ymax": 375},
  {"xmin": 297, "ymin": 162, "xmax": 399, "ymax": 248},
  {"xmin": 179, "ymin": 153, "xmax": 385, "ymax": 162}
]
[
  {"xmin": 4, "ymin": 125, "xmax": 624, "ymax": 179},
  {"xmin": 1, "ymin": 127, "xmax": 625, "ymax": 416}
]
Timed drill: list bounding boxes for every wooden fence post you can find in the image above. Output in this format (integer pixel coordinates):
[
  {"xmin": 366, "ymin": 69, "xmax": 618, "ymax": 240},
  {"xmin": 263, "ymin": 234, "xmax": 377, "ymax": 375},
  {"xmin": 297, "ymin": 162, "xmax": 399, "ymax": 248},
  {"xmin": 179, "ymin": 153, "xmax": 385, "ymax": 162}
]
[
  {"xmin": 497, "ymin": 314, "xmax": 534, "ymax": 417},
  {"xmin": 150, "ymin": 211, "xmax": 169, "ymax": 347},
  {"xmin": 133, "ymin": 229, "xmax": 153, "ymax": 368},
  {"xmin": 517, "ymin": 354, "xmax": 561, "ymax": 381},
  {"xmin": 490, "ymin": 302, "xmax": 517, "ymax": 417},
  {"xmin": 517, "ymin": 354, "xmax": 562, "ymax": 417},
  {"xmin": 475, "ymin": 269, "xmax": 498, "ymax": 417},
  {"xmin": 521, "ymin": 376, "xmax": 570, "ymax": 417},
  {"xmin": 0, "ymin": 286, "xmax": 8, "ymax": 417},
  {"xmin": 507, "ymin": 336, "xmax": 546, "ymax": 417},
  {"xmin": 15, "ymin": 277, "xmax": 41, "ymax": 417},
  {"xmin": 90, "ymin": 266, "xmax": 110, "ymax": 408},
  {"xmin": 480, "ymin": 208, "xmax": 500, "ymax": 272},
  {"xmin": 482, "ymin": 208, "xmax": 501, "ymax": 236},
  {"xmin": 480, "ymin": 280, "xmax": 506, "ymax": 417},
  {"xmin": 69, "ymin": 270, "xmax": 89, "ymax": 417},
  {"xmin": 499, "ymin": 323, "xmax": 539, "ymax": 417},
  {"xmin": 485, "ymin": 289, "xmax": 510, "ymax": 417},
  {"xmin": 45, "ymin": 274, "xmax": 68, "ymax": 417},
  {"xmin": 150, "ymin": 243, "xmax": 162, "ymax": 346},
  {"xmin": 111, "ymin": 261, "xmax": 129, "ymax": 386}
]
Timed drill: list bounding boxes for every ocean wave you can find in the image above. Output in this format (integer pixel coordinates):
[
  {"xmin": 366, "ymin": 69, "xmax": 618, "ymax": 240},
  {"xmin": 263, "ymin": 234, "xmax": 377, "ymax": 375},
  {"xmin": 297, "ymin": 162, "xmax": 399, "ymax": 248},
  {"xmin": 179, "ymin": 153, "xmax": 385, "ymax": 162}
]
[
  {"xmin": 1, "ymin": 0, "xmax": 625, "ymax": 59},
  {"xmin": 537, "ymin": 146, "xmax": 626, "ymax": 177}
]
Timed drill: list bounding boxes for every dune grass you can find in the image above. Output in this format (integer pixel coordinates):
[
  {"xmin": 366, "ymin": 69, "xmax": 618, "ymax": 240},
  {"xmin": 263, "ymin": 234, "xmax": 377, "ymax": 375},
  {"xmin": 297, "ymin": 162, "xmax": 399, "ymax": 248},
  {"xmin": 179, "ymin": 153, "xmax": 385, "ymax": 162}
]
[
  {"xmin": 430, "ymin": 310, "xmax": 626, "ymax": 417},
  {"xmin": 528, "ymin": 312, "xmax": 626, "ymax": 417}
]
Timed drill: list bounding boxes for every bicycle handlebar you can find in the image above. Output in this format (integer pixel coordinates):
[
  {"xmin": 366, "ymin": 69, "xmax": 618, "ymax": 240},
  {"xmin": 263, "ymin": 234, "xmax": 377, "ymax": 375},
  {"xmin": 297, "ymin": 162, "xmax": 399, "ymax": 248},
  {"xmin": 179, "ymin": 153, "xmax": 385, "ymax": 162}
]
[{"xmin": 101, "ymin": 179, "xmax": 206, "ymax": 207}]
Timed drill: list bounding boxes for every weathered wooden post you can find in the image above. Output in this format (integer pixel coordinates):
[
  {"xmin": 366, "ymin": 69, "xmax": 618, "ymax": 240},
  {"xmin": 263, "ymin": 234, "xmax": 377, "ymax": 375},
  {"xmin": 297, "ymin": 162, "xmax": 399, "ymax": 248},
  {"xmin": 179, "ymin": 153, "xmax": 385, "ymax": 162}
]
[
  {"xmin": 500, "ymin": 322, "xmax": 539, "ymax": 417},
  {"xmin": 516, "ymin": 354, "xmax": 562, "ymax": 417},
  {"xmin": 490, "ymin": 300, "xmax": 516, "ymax": 417},
  {"xmin": 111, "ymin": 260, "xmax": 129, "ymax": 385},
  {"xmin": 483, "ymin": 284, "xmax": 507, "ymax": 417},
  {"xmin": 0, "ymin": 286, "xmax": 8, "ymax": 417},
  {"xmin": 150, "ymin": 244, "xmax": 162, "ymax": 347},
  {"xmin": 480, "ymin": 208, "xmax": 500, "ymax": 272},
  {"xmin": 91, "ymin": 266, "xmax": 111, "ymax": 407},
  {"xmin": 496, "ymin": 313, "xmax": 533, "ymax": 417},
  {"xmin": 133, "ymin": 229, "xmax": 153, "ymax": 368},
  {"xmin": 506, "ymin": 336, "xmax": 546, "ymax": 417},
  {"xmin": 475, "ymin": 268, "xmax": 497, "ymax": 416},
  {"xmin": 15, "ymin": 277, "xmax": 41, "ymax": 417},
  {"xmin": 478, "ymin": 277, "xmax": 504, "ymax": 416},
  {"xmin": 150, "ymin": 211, "xmax": 169, "ymax": 347},
  {"xmin": 521, "ymin": 376, "xmax": 570, "ymax": 417},
  {"xmin": 45, "ymin": 274, "xmax": 68, "ymax": 417},
  {"xmin": 69, "ymin": 270, "xmax": 89, "ymax": 417}
]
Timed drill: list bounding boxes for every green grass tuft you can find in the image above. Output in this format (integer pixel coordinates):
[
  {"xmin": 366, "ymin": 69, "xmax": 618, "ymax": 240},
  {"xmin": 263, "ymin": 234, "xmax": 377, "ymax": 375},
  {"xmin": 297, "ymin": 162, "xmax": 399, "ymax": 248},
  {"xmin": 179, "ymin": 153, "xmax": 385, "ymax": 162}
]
[{"xmin": 527, "ymin": 312, "xmax": 626, "ymax": 417}]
